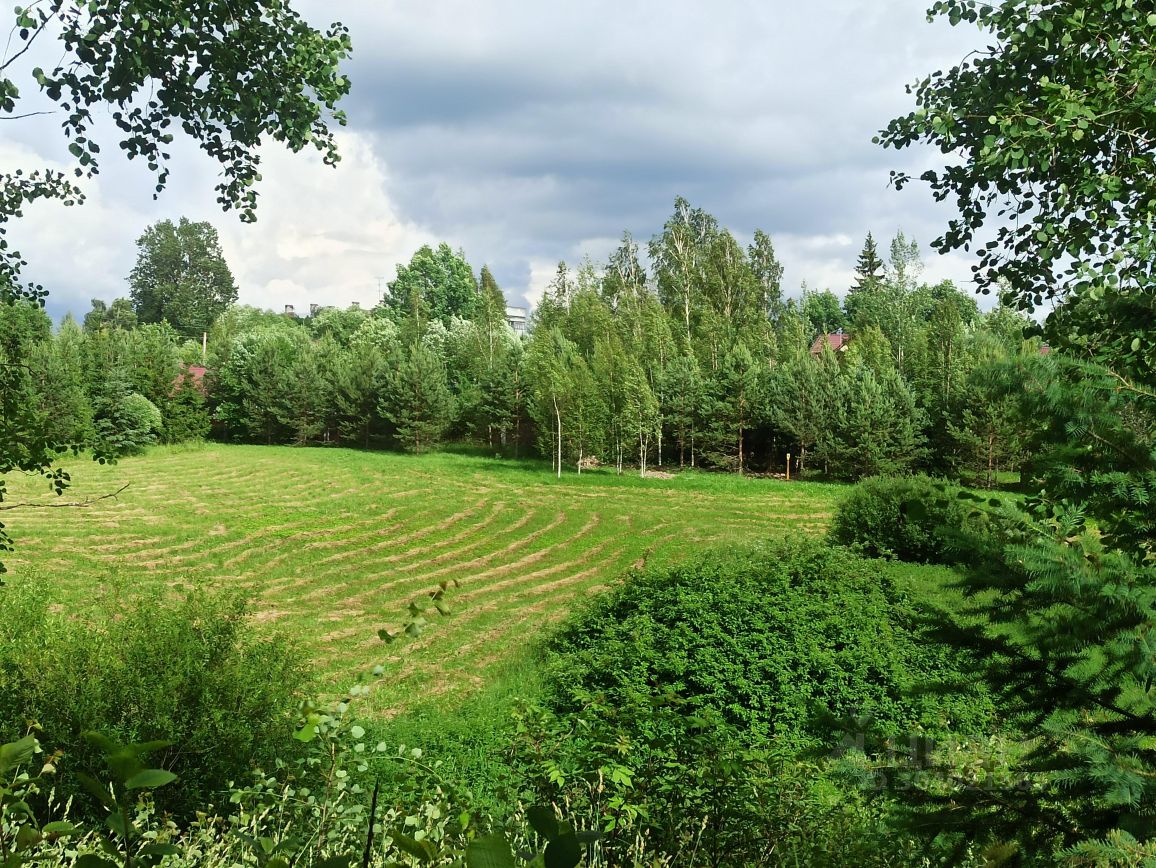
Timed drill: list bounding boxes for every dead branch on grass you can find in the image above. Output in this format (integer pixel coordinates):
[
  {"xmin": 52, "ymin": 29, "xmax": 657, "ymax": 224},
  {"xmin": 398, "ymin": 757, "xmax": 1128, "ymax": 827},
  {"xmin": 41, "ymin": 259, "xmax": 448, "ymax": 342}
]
[{"xmin": 0, "ymin": 482, "xmax": 130, "ymax": 511}]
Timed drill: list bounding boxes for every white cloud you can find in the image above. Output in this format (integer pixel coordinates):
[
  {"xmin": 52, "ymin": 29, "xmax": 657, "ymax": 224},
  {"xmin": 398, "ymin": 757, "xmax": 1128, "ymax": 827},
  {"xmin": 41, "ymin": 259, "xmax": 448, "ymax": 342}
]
[
  {"xmin": 775, "ymin": 233, "xmax": 859, "ymax": 297},
  {"xmin": 5, "ymin": 132, "xmax": 437, "ymax": 318},
  {"xmin": 1, "ymin": 140, "xmax": 147, "ymax": 315},
  {"xmin": 215, "ymin": 132, "xmax": 435, "ymax": 312}
]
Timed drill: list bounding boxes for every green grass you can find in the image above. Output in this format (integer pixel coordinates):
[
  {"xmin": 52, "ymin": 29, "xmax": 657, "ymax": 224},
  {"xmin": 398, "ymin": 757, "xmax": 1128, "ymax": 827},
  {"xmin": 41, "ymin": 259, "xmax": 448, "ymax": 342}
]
[{"xmin": 4, "ymin": 444, "xmax": 845, "ymax": 716}]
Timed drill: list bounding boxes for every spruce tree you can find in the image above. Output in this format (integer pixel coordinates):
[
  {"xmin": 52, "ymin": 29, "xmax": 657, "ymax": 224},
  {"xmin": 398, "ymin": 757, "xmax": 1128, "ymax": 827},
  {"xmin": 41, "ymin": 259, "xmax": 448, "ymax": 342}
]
[{"xmin": 851, "ymin": 232, "xmax": 885, "ymax": 293}]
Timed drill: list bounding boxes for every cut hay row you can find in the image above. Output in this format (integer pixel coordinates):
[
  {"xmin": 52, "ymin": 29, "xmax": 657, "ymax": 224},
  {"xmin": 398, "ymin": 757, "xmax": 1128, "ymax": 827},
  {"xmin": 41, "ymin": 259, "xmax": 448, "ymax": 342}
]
[{"xmin": 4, "ymin": 444, "xmax": 843, "ymax": 714}]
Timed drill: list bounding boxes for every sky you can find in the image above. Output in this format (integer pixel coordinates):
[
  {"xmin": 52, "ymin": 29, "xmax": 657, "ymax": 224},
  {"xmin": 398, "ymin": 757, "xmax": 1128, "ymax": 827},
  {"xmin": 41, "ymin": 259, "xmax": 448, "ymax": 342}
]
[{"xmin": 3, "ymin": 1, "xmax": 992, "ymax": 323}]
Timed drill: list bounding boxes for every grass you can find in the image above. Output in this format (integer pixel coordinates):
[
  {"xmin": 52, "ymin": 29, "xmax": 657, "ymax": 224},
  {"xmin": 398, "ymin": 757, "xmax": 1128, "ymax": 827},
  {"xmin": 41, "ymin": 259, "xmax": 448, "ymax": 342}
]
[{"xmin": 3, "ymin": 443, "xmax": 845, "ymax": 716}]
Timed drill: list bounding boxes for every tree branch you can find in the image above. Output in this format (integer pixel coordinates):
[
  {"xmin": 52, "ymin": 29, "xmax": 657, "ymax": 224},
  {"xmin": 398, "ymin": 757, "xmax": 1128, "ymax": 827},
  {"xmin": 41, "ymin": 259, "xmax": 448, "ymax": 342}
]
[
  {"xmin": 0, "ymin": 110, "xmax": 56, "ymax": 120},
  {"xmin": 1, "ymin": 7, "xmax": 57, "ymax": 75},
  {"xmin": 0, "ymin": 482, "xmax": 130, "ymax": 510}
]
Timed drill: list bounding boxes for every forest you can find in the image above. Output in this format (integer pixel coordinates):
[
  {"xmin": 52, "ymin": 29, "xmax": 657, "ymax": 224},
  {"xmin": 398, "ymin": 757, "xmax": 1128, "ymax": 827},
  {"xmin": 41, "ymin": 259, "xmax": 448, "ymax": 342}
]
[
  {"xmin": 5, "ymin": 213, "xmax": 1042, "ymax": 489},
  {"xmin": 2, "ymin": 0, "xmax": 1155, "ymax": 865}
]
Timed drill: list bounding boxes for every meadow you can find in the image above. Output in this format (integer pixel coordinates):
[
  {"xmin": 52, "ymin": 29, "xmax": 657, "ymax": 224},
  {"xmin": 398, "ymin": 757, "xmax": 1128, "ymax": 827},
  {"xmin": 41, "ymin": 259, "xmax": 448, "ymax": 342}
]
[{"xmin": 3, "ymin": 444, "xmax": 844, "ymax": 716}]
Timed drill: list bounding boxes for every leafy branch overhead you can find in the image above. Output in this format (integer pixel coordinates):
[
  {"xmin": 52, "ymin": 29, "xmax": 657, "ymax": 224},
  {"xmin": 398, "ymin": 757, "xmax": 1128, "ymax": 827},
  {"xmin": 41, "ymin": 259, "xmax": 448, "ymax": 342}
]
[
  {"xmin": 377, "ymin": 579, "xmax": 459, "ymax": 644},
  {"xmin": 0, "ymin": 0, "xmax": 352, "ymax": 297},
  {"xmin": 877, "ymin": 0, "xmax": 1156, "ymax": 317}
]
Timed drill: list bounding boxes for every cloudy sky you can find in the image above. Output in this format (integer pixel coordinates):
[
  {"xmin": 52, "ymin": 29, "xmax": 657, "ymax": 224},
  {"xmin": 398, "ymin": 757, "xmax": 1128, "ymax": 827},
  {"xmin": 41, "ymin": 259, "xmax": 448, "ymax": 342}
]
[{"xmin": 4, "ymin": 1, "xmax": 990, "ymax": 322}]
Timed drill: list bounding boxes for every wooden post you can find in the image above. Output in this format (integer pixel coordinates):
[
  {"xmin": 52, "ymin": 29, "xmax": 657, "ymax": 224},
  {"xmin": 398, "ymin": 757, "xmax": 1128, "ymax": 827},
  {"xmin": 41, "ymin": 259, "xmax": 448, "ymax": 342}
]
[{"xmin": 786, "ymin": 453, "xmax": 791, "ymax": 481}]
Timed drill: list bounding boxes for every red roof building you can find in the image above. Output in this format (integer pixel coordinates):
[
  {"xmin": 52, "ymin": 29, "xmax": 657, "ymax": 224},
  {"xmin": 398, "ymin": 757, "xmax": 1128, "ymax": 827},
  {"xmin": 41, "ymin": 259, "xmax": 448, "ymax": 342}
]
[
  {"xmin": 174, "ymin": 364, "xmax": 208, "ymax": 395},
  {"xmin": 809, "ymin": 331, "xmax": 851, "ymax": 356}
]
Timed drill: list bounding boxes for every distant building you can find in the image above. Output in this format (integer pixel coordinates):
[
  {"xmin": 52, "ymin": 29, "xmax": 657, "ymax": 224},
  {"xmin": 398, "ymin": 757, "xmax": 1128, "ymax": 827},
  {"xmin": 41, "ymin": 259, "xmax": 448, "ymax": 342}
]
[
  {"xmin": 506, "ymin": 306, "xmax": 528, "ymax": 336},
  {"xmin": 810, "ymin": 330, "xmax": 851, "ymax": 356},
  {"xmin": 283, "ymin": 304, "xmax": 297, "ymax": 318},
  {"xmin": 174, "ymin": 364, "xmax": 207, "ymax": 395}
]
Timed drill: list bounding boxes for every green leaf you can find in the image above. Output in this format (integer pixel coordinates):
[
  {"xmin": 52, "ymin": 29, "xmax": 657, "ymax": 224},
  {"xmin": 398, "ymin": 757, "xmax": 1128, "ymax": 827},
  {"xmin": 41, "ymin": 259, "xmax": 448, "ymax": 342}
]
[
  {"xmin": 350, "ymin": 725, "xmax": 365, "ymax": 739},
  {"xmin": 75, "ymin": 772, "xmax": 115, "ymax": 809},
  {"xmin": 526, "ymin": 805, "xmax": 560, "ymax": 842},
  {"xmin": 465, "ymin": 834, "xmax": 517, "ymax": 868},
  {"xmin": 76, "ymin": 856, "xmax": 118, "ymax": 868},
  {"xmin": 544, "ymin": 833, "xmax": 582, "ymax": 868},
  {"xmin": 105, "ymin": 811, "xmax": 131, "ymax": 839},
  {"xmin": 125, "ymin": 768, "xmax": 177, "ymax": 789},
  {"xmin": 392, "ymin": 832, "xmax": 436, "ymax": 863},
  {"xmin": 1131, "ymin": 337, "xmax": 1141, "ymax": 352},
  {"xmin": 0, "ymin": 736, "xmax": 37, "ymax": 775},
  {"xmin": 293, "ymin": 718, "xmax": 318, "ymax": 743},
  {"xmin": 14, "ymin": 824, "xmax": 40, "ymax": 851},
  {"xmin": 314, "ymin": 858, "xmax": 354, "ymax": 868},
  {"xmin": 41, "ymin": 821, "xmax": 78, "ymax": 837}
]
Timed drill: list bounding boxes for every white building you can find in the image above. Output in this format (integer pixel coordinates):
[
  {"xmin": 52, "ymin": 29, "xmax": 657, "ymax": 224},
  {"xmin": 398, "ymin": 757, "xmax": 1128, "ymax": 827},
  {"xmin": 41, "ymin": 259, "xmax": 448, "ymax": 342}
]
[{"xmin": 505, "ymin": 306, "xmax": 528, "ymax": 336}]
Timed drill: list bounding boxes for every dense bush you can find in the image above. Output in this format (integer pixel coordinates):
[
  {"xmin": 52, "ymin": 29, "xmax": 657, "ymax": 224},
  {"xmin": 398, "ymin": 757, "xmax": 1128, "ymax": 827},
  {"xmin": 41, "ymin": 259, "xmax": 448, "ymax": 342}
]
[
  {"xmin": 0, "ymin": 579, "xmax": 313, "ymax": 816},
  {"xmin": 828, "ymin": 474, "xmax": 971, "ymax": 563},
  {"xmin": 92, "ymin": 371, "xmax": 165, "ymax": 456},
  {"xmin": 546, "ymin": 537, "xmax": 992, "ymax": 751},
  {"xmin": 508, "ymin": 692, "xmax": 936, "ymax": 867}
]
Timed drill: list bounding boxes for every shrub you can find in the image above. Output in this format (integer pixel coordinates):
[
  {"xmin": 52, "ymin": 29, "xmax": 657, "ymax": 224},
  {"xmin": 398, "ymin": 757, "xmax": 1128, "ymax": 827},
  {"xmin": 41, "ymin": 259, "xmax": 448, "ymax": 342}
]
[
  {"xmin": 0, "ymin": 581, "xmax": 313, "ymax": 816},
  {"xmin": 92, "ymin": 371, "xmax": 164, "ymax": 456},
  {"xmin": 828, "ymin": 474, "xmax": 970, "ymax": 563},
  {"xmin": 508, "ymin": 693, "xmax": 937, "ymax": 867},
  {"xmin": 545, "ymin": 537, "xmax": 992, "ymax": 752}
]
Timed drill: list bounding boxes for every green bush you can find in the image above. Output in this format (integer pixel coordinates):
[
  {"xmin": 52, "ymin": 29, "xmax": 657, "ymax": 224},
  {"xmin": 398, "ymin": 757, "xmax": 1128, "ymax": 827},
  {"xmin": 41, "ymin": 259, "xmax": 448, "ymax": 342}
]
[
  {"xmin": 92, "ymin": 372, "xmax": 165, "ymax": 456},
  {"xmin": 828, "ymin": 474, "xmax": 970, "ymax": 563},
  {"xmin": 0, "ymin": 580, "xmax": 313, "ymax": 816},
  {"xmin": 545, "ymin": 537, "xmax": 992, "ymax": 751},
  {"xmin": 508, "ymin": 693, "xmax": 937, "ymax": 867}
]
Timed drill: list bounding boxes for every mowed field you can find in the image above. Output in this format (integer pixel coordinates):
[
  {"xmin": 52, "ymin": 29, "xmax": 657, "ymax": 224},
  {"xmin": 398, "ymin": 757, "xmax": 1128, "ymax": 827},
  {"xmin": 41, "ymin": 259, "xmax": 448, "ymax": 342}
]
[{"xmin": 4, "ymin": 445, "xmax": 843, "ymax": 715}]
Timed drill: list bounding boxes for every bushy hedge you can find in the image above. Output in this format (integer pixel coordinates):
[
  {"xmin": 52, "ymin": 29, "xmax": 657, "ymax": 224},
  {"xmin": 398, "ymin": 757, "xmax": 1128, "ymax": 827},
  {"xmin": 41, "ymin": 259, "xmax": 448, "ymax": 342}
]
[
  {"xmin": 545, "ymin": 537, "xmax": 992, "ymax": 750},
  {"xmin": 828, "ymin": 474, "xmax": 971, "ymax": 563},
  {"xmin": 0, "ymin": 580, "xmax": 313, "ymax": 816}
]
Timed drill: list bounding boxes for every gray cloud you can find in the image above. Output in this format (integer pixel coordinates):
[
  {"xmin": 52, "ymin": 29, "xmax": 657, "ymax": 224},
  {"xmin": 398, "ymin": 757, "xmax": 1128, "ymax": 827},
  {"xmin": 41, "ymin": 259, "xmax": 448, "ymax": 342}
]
[{"xmin": 9, "ymin": 0, "xmax": 991, "ymax": 319}]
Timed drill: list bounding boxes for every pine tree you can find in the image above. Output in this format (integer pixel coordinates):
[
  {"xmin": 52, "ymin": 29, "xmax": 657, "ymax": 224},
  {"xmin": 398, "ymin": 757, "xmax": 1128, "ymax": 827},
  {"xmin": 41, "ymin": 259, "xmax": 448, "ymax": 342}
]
[
  {"xmin": 700, "ymin": 341, "xmax": 761, "ymax": 474},
  {"xmin": 163, "ymin": 367, "xmax": 211, "ymax": 443},
  {"xmin": 329, "ymin": 345, "xmax": 385, "ymax": 448},
  {"xmin": 379, "ymin": 342, "xmax": 453, "ymax": 453},
  {"xmin": 817, "ymin": 360, "xmax": 923, "ymax": 479},
  {"xmin": 767, "ymin": 354, "xmax": 830, "ymax": 476},
  {"xmin": 26, "ymin": 319, "xmax": 93, "ymax": 448},
  {"xmin": 662, "ymin": 353, "xmax": 705, "ymax": 469},
  {"xmin": 890, "ymin": 356, "xmax": 1156, "ymax": 857}
]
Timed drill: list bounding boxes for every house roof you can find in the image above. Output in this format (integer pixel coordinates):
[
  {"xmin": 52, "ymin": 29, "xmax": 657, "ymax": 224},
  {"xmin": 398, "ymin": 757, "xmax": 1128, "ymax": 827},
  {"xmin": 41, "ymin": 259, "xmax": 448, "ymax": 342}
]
[
  {"xmin": 174, "ymin": 364, "xmax": 207, "ymax": 394},
  {"xmin": 809, "ymin": 332, "xmax": 851, "ymax": 356}
]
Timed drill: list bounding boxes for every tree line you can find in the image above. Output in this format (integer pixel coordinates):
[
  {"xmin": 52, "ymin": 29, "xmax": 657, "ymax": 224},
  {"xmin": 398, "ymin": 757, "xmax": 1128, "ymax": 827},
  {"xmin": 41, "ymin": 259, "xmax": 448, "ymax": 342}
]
[{"xmin": 2, "ymin": 204, "xmax": 1048, "ymax": 484}]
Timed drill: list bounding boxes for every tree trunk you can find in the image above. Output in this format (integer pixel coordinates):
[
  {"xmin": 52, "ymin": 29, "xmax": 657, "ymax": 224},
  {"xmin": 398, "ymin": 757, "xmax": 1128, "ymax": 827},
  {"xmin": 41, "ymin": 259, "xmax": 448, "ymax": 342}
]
[
  {"xmin": 738, "ymin": 423, "xmax": 744, "ymax": 476},
  {"xmin": 554, "ymin": 396, "xmax": 562, "ymax": 480}
]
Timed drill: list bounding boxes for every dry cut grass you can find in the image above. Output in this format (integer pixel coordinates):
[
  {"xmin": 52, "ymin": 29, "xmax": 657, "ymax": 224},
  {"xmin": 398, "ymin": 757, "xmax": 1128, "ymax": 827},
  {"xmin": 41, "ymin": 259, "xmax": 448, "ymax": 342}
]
[{"xmin": 3, "ymin": 444, "xmax": 842, "ymax": 715}]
